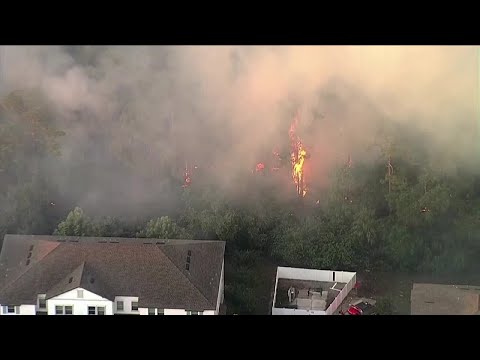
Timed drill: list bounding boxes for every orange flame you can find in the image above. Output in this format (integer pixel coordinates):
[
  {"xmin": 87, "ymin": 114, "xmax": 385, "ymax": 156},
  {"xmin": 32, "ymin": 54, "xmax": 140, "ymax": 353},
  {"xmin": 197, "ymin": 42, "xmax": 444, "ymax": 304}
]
[
  {"xmin": 182, "ymin": 161, "xmax": 192, "ymax": 188},
  {"xmin": 289, "ymin": 112, "xmax": 307, "ymax": 197},
  {"xmin": 256, "ymin": 162, "xmax": 265, "ymax": 172}
]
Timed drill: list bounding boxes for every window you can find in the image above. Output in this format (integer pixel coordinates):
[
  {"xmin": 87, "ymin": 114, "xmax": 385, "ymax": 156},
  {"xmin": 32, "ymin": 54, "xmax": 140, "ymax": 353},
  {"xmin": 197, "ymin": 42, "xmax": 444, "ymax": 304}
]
[
  {"xmin": 148, "ymin": 308, "xmax": 156, "ymax": 315},
  {"xmin": 88, "ymin": 306, "xmax": 104, "ymax": 315},
  {"xmin": 7, "ymin": 306, "xmax": 15, "ymax": 314},
  {"xmin": 39, "ymin": 297, "xmax": 46, "ymax": 309},
  {"xmin": 77, "ymin": 290, "xmax": 83, "ymax": 298},
  {"xmin": 186, "ymin": 310, "xmax": 202, "ymax": 315},
  {"xmin": 117, "ymin": 301, "xmax": 124, "ymax": 311},
  {"xmin": 55, "ymin": 306, "xmax": 72, "ymax": 315},
  {"xmin": 157, "ymin": 309, "xmax": 164, "ymax": 315},
  {"xmin": 131, "ymin": 302, "xmax": 139, "ymax": 311}
]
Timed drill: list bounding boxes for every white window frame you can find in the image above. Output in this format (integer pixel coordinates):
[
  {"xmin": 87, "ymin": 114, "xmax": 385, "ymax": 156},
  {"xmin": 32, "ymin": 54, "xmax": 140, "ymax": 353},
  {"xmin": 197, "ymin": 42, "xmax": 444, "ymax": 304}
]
[
  {"xmin": 55, "ymin": 305, "xmax": 73, "ymax": 315},
  {"xmin": 186, "ymin": 310, "xmax": 203, "ymax": 315},
  {"xmin": 38, "ymin": 295, "xmax": 47, "ymax": 310},
  {"xmin": 116, "ymin": 301, "xmax": 124, "ymax": 312},
  {"xmin": 88, "ymin": 306, "xmax": 106, "ymax": 315},
  {"xmin": 2, "ymin": 305, "xmax": 17, "ymax": 314}
]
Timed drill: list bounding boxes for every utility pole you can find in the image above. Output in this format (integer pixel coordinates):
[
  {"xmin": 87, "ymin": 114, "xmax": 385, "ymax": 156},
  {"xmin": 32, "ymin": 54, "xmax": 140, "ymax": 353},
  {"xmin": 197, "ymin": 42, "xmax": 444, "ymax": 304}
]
[
  {"xmin": 387, "ymin": 155, "xmax": 394, "ymax": 194},
  {"xmin": 477, "ymin": 47, "xmax": 480, "ymax": 158},
  {"xmin": 0, "ymin": 46, "xmax": 5, "ymax": 95}
]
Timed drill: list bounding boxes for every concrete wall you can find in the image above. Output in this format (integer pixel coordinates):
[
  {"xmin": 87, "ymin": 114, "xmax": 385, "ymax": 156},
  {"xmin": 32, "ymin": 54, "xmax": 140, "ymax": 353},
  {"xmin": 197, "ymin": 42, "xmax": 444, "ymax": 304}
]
[
  {"xmin": 276, "ymin": 267, "xmax": 355, "ymax": 283},
  {"xmin": 159, "ymin": 309, "xmax": 215, "ymax": 315},
  {"xmin": 272, "ymin": 307, "xmax": 326, "ymax": 315},
  {"xmin": 48, "ymin": 288, "xmax": 113, "ymax": 315},
  {"xmin": 215, "ymin": 260, "xmax": 225, "ymax": 314},
  {"xmin": 325, "ymin": 273, "xmax": 356, "ymax": 315},
  {"xmin": 272, "ymin": 267, "xmax": 357, "ymax": 315}
]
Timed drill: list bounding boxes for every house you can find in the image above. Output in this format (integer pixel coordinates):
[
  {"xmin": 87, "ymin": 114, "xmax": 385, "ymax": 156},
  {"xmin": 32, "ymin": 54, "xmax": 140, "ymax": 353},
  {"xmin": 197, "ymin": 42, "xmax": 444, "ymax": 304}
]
[
  {"xmin": 410, "ymin": 283, "xmax": 480, "ymax": 315},
  {"xmin": 271, "ymin": 266, "xmax": 356, "ymax": 315},
  {"xmin": 0, "ymin": 235, "xmax": 225, "ymax": 315}
]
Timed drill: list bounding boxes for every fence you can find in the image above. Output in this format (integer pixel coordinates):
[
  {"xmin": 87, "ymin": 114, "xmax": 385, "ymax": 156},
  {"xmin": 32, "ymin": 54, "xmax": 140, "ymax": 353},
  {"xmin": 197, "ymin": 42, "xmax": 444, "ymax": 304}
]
[{"xmin": 272, "ymin": 267, "xmax": 356, "ymax": 315}]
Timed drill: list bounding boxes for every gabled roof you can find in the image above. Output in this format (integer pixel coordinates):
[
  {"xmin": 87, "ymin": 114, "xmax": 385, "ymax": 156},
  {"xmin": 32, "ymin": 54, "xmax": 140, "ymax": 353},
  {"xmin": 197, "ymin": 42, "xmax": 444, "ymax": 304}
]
[
  {"xmin": 411, "ymin": 283, "xmax": 480, "ymax": 315},
  {"xmin": 0, "ymin": 235, "xmax": 225, "ymax": 311},
  {"xmin": 45, "ymin": 262, "xmax": 86, "ymax": 299}
]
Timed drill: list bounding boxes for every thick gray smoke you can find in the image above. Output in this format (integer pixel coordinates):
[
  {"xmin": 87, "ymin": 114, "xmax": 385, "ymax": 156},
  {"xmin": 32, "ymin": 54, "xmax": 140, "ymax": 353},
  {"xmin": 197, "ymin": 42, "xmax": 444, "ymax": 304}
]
[{"xmin": 0, "ymin": 46, "xmax": 477, "ymax": 216}]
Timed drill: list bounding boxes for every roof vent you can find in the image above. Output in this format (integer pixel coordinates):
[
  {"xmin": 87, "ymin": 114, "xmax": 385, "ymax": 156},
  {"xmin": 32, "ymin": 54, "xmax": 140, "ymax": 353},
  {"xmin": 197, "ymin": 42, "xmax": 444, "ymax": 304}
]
[
  {"xmin": 187, "ymin": 250, "xmax": 192, "ymax": 256},
  {"xmin": 156, "ymin": 241, "xmax": 166, "ymax": 245},
  {"xmin": 90, "ymin": 278, "xmax": 95, "ymax": 284},
  {"xmin": 27, "ymin": 252, "xmax": 32, "ymax": 259},
  {"xmin": 29, "ymin": 245, "xmax": 34, "ymax": 251},
  {"xmin": 69, "ymin": 240, "xmax": 79, "ymax": 243},
  {"xmin": 185, "ymin": 263, "xmax": 190, "ymax": 271},
  {"xmin": 26, "ymin": 259, "xmax": 30, "ymax": 266},
  {"xmin": 57, "ymin": 239, "xmax": 66, "ymax": 243},
  {"xmin": 109, "ymin": 241, "xmax": 119, "ymax": 244},
  {"xmin": 98, "ymin": 240, "xmax": 107, "ymax": 243},
  {"xmin": 68, "ymin": 277, "xmax": 73, "ymax": 284},
  {"xmin": 143, "ymin": 242, "xmax": 153, "ymax": 245},
  {"xmin": 186, "ymin": 256, "xmax": 191, "ymax": 264}
]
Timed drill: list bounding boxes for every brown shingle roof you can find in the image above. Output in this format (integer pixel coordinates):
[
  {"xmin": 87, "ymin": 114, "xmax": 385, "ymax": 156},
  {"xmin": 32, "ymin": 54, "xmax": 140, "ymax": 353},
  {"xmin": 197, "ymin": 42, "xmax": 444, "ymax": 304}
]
[
  {"xmin": 411, "ymin": 283, "xmax": 480, "ymax": 315},
  {"xmin": 0, "ymin": 235, "xmax": 225, "ymax": 311}
]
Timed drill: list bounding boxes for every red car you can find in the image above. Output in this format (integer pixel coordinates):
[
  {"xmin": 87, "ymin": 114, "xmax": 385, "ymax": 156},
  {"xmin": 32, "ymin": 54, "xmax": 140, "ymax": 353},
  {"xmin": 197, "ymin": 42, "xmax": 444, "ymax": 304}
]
[{"xmin": 347, "ymin": 301, "xmax": 376, "ymax": 315}]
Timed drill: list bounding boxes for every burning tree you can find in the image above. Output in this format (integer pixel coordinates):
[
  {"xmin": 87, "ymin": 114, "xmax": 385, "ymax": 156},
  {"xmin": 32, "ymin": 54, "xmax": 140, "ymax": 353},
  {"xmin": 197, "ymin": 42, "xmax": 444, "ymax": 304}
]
[{"xmin": 289, "ymin": 112, "xmax": 308, "ymax": 198}]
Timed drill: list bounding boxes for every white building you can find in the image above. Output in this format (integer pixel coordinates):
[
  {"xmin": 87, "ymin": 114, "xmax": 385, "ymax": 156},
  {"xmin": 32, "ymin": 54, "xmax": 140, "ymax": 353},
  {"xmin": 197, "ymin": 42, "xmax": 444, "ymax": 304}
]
[
  {"xmin": 272, "ymin": 266, "xmax": 356, "ymax": 315},
  {"xmin": 0, "ymin": 235, "xmax": 225, "ymax": 315}
]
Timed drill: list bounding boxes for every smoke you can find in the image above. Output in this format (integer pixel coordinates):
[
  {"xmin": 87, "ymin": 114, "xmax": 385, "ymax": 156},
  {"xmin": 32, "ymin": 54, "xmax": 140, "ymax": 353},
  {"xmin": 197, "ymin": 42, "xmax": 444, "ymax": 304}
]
[{"xmin": 0, "ymin": 46, "xmax": 477, "ymax": 215}]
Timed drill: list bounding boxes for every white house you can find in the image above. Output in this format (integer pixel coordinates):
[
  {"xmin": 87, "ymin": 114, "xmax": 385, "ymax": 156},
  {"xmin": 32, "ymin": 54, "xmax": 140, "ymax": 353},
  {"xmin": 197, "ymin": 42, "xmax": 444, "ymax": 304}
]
[
  {"xmin": 0, "ymin": 235, "xmax": 225, "ymax": 315},
  {"xmin": 272, "ymin": 266, "xmax": 356, "ymax": 315}
]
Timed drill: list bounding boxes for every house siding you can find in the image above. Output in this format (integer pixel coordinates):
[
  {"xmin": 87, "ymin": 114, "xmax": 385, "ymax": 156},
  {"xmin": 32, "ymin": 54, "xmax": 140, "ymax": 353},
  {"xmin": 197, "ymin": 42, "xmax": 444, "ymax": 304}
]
[
  {"xmin": 0, "ymin": 304, "xmax": 36, "ymax": 315},
  {"xmin": 47, "ymin": 287, "xmax": 113, "ymax": 315},
  {"xmin": 114, "ymin": 296, "xmax": 139, "ymax": 315}
]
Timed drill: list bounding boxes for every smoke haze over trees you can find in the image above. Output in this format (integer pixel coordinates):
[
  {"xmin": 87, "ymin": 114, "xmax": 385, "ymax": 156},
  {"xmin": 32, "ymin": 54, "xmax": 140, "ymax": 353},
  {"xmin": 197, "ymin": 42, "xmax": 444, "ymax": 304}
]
[{"xmin": 0, "ymin": 46, "xmax": 479, "ymax": 313}]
